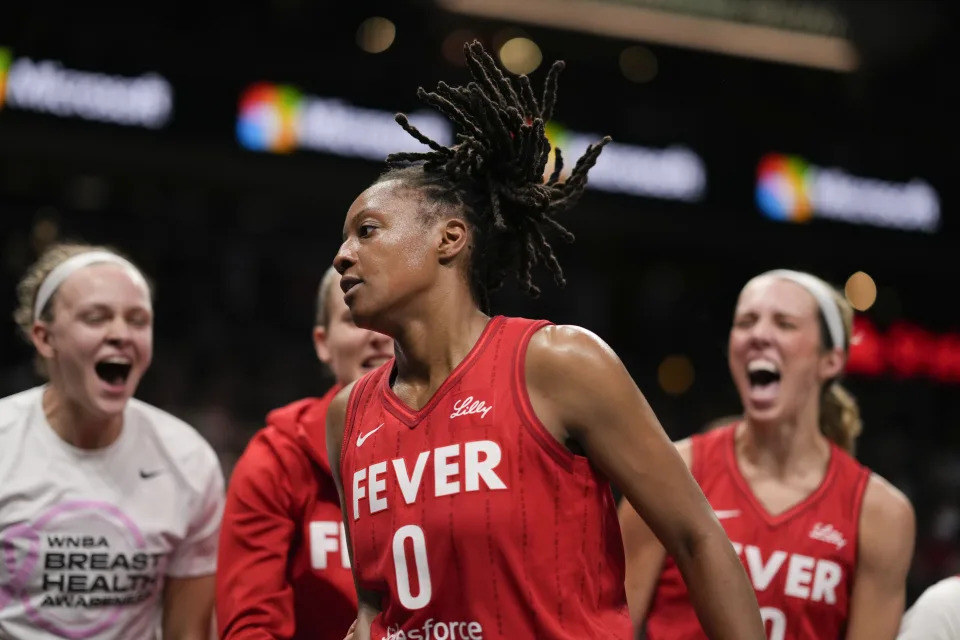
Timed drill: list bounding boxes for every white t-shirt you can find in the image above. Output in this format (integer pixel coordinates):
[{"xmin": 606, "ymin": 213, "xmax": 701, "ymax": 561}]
[
  {"xmin": 0, "ymin": 386, "xmax": 225, "ymax": 640},
  {"xmin": 899, "ymin": 576, "xmax": 960, "ymax": 640}
]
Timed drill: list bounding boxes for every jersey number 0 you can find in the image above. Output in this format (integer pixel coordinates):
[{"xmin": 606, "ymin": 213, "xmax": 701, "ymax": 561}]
[
  {"xmin": 761, "ymin": 607, "xmax": 786, "ymax": 640},
  {"xmin": 392, "ymin": 525, "xmax": 433, "ymax": 609}
]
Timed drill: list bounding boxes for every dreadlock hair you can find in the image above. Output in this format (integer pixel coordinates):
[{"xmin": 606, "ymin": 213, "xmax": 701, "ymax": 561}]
[{"xmin": 378, "ymin": 40, "xmax": 610, "ymax": 313}]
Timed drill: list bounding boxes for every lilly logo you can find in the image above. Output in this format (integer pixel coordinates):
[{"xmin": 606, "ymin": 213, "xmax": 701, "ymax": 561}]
[
  {"xmin": 236, "ymin": 82, "xmax": 302, "ymax": 154},
  {"xmin": 756, "ymin": 153, "xmax": 814, "ymax": 223}
]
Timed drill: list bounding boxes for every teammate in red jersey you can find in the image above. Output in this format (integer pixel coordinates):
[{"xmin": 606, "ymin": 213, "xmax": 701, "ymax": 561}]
[
  {"xmin": 325, "ymin": 41, "xmax": 765, "ymax": 640},
  {"xmin": 216, "ymin": 266, "xmax": 393, "ymax": 639},
  {"xmin": 619, "ymin": 269, "xmax": 916, "ymax": 640}
]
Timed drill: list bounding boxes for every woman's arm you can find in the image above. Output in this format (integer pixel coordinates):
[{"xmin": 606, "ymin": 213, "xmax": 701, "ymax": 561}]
[
  {"xmin": 164, "ymin": 575, "xmax": 216, "ymax": 640},
  {"xmin": 164, "ymin": 444, "xmax": 224, "ymax": 639},
  {"xmin": 617, "ymin": 439, "xmax": 692, "ymax": 626},
  {"xmin": 326, "ymin": 382, "xmax": 381, "ymax": 640},
  {"xmin": 525, "ymin": 325, "xmax": 764, "ymax": 640},
  {"xmin": 215, "ymin": 436, "xmax": 301, "ymax": 639},
  {"xmin": 844, "ymin": 475, "xmax": 915, "ymax": 640}
]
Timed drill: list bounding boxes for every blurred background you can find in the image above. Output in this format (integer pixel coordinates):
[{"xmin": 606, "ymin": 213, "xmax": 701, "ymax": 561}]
[{"xmin": 1, "ymin": 0, "xmax": 956, "ymax": 606}]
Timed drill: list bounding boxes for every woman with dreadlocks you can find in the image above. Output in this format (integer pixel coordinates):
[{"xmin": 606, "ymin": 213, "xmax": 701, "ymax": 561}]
[{"xmin": 326, "ymin": 41, "xmax": 765, "ymax": 640}]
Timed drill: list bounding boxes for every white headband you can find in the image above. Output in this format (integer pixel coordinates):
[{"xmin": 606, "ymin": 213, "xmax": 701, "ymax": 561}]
[
  {"xmin": 763, "ymin": 269, "xmax": 846, "ymax": 350},
  {"xmin": 33, "ymin": 252, "xmax": 146, "ymax": 321}
]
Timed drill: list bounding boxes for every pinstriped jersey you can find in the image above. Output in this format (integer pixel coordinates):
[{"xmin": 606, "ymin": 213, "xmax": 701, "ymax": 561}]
[
  {"xmin": 646, "ymin": 424, "xmax": 871, "ymax": 640},
  {"xmin": 340, "ymin": 316, "xmax": 631, "ymax": 640}
]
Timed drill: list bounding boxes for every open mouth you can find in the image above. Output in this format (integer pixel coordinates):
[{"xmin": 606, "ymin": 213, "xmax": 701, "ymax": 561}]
[
  {"xmin": 748, "ymin": 362, "xmax": 780, "ymax": 387},
  {"xmin": 95, "ymin": 358, "xmax": 132, "ymax": 387},
  {"xmin": 746, "ymin": 359, "xmax": 781, "ymax": 401},
  {"xmin": 361, "ymin": 355, "xmax": 392, "ymax": 370}
]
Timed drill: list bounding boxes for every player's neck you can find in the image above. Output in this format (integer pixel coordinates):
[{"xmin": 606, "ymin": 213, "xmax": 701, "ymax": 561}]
[
  {"xmin": 391, "ymin": 286, "xmax": 490, "ymax": 400},
  {"xmin": 42, "ymin": 384, "xmax": 123, "ymax": 450},
  {"xmin": 738, "ymin": 405, "xmax": 830, "ymax": 476}
]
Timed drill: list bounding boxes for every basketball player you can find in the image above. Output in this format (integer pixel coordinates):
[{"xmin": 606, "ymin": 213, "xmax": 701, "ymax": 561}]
[
  {"xmin": 619, "ymin": 270, "xmax": 916, "ymax": 639},
  {"xmin": 326, "ymin": 41, "xmax": 765, "ymax": 640},
  {"xmin": 898, "ymin": 575, "xmax": 960, "ymax": 638},
  {"xmin": 216, "ymin": 267, "xmax": 393, "ymax": 639},
  {"xmin": 0, "ymin": 243, "xmax": 224, "ymax": 639}
]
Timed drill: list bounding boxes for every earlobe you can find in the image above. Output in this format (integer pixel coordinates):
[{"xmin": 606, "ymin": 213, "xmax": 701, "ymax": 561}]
[
  {"xmin": 314, "ymin": 326, "xmax": 332, "ymax": 364},
  {"xmin": 31, "ymin": 323, "xmax": 55, "ymax": 360},
  {"xmin": 437, "ymin": 218, "xmax": 469, "ymax": 263},
  {"xmin": 821, "ymin": 349, "xmax": 846, "ymax": 381}
]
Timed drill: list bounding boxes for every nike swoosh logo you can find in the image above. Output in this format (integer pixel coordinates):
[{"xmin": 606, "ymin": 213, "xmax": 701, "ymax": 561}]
[
  {"xmin": 139, "ymin": 469, "xmax": 163, "ymax": 479},
  {"xmin": 714, "ymin": 509, "xmax": 741, "ymax": 520},
  {"xmin": 357, "ymin": 424, "xmax": 383, "ymax": 447}
]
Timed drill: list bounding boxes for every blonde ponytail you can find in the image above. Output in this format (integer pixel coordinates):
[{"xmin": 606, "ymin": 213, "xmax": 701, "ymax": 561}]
[
  {"xmin": 314, "ymin": 266, "xmax": 340, "ymax": 328},
  {"xmin": 816, "ymin": 285, "xmax": 862, "ymax": 454},
  {"xmin": 820, "ymin": 383, "xmax": 862, "ymax": 454}
]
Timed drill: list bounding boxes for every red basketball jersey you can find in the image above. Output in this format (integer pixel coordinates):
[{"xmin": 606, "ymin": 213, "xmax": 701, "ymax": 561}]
[
  {"xmin": 646, "ymin": 424, "xmax": 871, "ymax": 640},
  {"xmin": 340, "ymin": 316, "xmax": 632, "ymax": 640}
]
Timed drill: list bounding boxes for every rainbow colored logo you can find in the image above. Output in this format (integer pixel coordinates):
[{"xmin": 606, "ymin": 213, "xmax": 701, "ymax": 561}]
[
  {"xmin": 0, "ymin": 47, "xmax": 12, "ymax": 109},
  {"xmin": 543, "ymin": 121, "xmax": 570, "ymax": 181},
  {"xmin": 756, "ymin": 153, "xmax": 814, "ymax": 223},
  {"xmin": 236, "ymin": 83, "xmax": 302, "ymax": 153}
]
